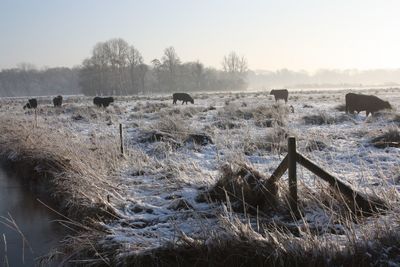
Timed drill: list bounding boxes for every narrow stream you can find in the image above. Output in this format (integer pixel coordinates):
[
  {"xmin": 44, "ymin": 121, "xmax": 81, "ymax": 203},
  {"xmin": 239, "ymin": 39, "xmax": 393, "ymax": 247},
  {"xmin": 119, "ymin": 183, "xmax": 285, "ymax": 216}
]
[{"xmin": 0, "ymin": 167, "xmax": 66, "ymax": 266}]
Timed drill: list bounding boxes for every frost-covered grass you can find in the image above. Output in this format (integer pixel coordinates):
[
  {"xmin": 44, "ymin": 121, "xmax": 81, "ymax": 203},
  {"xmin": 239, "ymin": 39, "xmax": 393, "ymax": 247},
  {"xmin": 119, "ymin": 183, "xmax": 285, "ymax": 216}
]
[{"xmin": 0, "ymin": 88, "xmax": 399, "ymax": 265}]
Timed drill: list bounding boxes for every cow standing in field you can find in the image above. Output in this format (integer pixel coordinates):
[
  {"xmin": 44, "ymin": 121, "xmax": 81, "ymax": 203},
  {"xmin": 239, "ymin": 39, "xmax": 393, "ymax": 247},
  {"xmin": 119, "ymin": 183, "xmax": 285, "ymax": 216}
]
[
  {"xmin": 53, "ymin": 95, "xmax": 63, "ymax": 107},
  {"xmin": 270, "ymin": 89, "xmax": 289, "ymax": 103},
  {"xmin": 23, "ymin": 98, "xmax": 38, "ymax": 109},
  {"xmin": 93, "ymin": 97, "xmax": 114, "ymax": 108},
  {"xmin": 173, "ymin": 93, "xmax": 194, "ymax": 105},
  {"xmin": 345, "ymin": 93, "xmax": 391, "ymax": 116}
]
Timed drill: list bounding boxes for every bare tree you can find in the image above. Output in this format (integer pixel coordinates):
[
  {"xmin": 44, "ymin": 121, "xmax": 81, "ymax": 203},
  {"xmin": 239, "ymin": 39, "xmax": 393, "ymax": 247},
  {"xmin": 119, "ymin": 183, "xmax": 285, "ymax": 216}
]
[
  {"xmin": 221, "ymin": 52, "xmax": 248, "ymax": 90},
  {"xmin": 161, "ymin": 46, "xmax": 181, "ymax": 91},
  {"xmin": 137, "ymin": 63, "xmax": 148, "ymax": 94},
  {"xmin": 222, "ymin": 51, "xmax": 248, "ymax": 74},
  {"xmin": 127, "ymin": 46, "xmax": 143, "ymax": 94}
]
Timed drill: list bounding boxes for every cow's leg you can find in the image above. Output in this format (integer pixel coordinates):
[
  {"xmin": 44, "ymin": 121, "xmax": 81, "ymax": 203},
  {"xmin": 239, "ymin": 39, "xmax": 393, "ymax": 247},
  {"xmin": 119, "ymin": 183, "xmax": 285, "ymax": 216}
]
[{"xmin": 173, "ymin": 99, "xmax": 176, "ymax": 104}]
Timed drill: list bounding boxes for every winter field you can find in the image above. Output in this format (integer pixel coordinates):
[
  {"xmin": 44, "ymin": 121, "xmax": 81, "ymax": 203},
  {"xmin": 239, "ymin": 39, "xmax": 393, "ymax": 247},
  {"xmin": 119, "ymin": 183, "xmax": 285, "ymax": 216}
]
[{"xmin": 0, "ymin": 88, "xmax": 399, "ymax": 266}]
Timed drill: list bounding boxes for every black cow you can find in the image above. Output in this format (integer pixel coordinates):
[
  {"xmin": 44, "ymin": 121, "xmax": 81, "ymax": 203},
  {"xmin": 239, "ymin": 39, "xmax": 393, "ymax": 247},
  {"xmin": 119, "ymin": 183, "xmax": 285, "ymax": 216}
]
[
  {"xmin": 173, "ymin": 93, "xmax": 194, "ymax": 105},
  {"xmin": 270, "ymin": 89, "xmax": 288, "ymax": 103},
  {"xmin": 23, "ymin": 98, "xmax": 38, "ymax": 109},
  {"xmin": 53, "ymin": 95, "xmax": 63, "ymax": 107},
  {"xmin": 345, "ymin": 93, "xmax": 391, "ymax": 116},
  {"xmin": 93, "ymin": 97, "xmax": 114, "ymax": 108}
]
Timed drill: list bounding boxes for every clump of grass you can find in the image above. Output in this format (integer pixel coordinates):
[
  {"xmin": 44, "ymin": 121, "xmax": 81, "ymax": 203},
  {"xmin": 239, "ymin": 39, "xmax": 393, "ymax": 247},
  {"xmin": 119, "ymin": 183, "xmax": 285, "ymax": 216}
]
[
  {"xmin": 305, "ymin": 139, "xmax": 328, "ymax": 151},
  {"xmin": 219, "ymin": 103, "xmax": 288, "ymax": 126},
  {"xmin": 203, "ymin": 105, "xmax": 216, "ymax": 112},
  {"xmin": 335, "ymin": 103, "xmax": 346, "ymax": 112},
  {"xmin": 391, "ymin": 114, "xmax": 400, "ymax": 124},
  {"xmin": 303, "ymin": 112, "xmax": 336, "ymax": 125},
  {"xmin": 133, "ymin": 101, "xmax": 169, "ymax": 113},
  {"xmin": 365, "ymin": 110, "xmax": 398, "ymax": 123},
  {"xmin": 243, "ymin": 127, "xmax": 288, "ymax": 155},
  {"xmin": 198, "ymin": 162, "xmax": 279, "ymax": 213},
  {"xmin": 371, "ymin": 128, "xmax": 400, "ymax": 148},
  {"xmin": 303, "ymin": 112, "xmax": 351, "ymax": 125},
  {"xmin": 178, "ymin": 106, "xmax": 205, "ymax": 118},
  {"xmin": 152, "ymin": 115, "xmax": 188, "ymax": 137},
  {"xmin": 212, "ymin": 119, "xmax": 239, "ymax": 130}
]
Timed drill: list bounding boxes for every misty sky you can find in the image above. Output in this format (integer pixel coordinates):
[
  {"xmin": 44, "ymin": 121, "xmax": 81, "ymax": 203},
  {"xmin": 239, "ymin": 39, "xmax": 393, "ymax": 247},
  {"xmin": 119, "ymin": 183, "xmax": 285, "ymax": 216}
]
[{"xmin": 1, "ymin": 0, "xmax": 400, "ymax": 71}]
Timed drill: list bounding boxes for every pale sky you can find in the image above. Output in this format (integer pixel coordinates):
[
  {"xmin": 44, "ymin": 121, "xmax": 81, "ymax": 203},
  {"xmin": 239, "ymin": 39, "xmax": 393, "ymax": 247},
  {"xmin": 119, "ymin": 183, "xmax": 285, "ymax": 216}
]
[{"xmin": 1, "ymin": 0, "xmax": 400, "ymax": 71}]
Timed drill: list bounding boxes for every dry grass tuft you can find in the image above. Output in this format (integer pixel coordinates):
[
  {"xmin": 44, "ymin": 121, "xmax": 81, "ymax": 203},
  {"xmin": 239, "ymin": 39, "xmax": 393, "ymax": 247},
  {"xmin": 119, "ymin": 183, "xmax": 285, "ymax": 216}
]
[
  {"xmin": 199, "ymin": 162, "xmax": 279, "ymax": 213},
  {"xmin": 133, "ymin": 101, "xmax": 169, "ymax": 113},
  {"xmin": 303, "ymin": 112, "xmax": 352, "ymax": 125},
  {"xmin": 335, "ymin": 103, "xmax": 346, "ymax": 112},
  {"xmin": 243, "ymin": 127, "xmax": 289, "ymax": 155},
  {"xmin": 303, "ymin": 112, "xmax": 336, "ymax": 125},
  {"xmin": 151, "ymin": 115, "xmax": 189, "ymax": 141},
  {"xmin": 371, "ymin": 127, "xmax": 400, "ymax": 148},
  {"xmin": 305, "ymin": 140, "xmax": 328, "ymax": 152},
  {"xmin": 391, "ymin": 114, "xmax": 400, "ymax": 124},
  {"xmin": 219, "ymin": 103, "xmax": 289, "ymax": 126}
]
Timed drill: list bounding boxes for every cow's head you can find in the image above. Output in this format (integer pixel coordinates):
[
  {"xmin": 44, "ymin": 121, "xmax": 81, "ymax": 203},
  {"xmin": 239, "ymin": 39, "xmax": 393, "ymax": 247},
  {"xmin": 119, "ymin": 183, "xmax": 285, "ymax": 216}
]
[
  {"xmin": 190, "ymin": 99, "xmax": 194, "ymax": 104},
  {"xmin": 270, "ymin": 90, "xmax": 275, "ymax": 95},
  {"xmin": 384, "ymin": 101, "xmax": 392, "ymax": 110}
]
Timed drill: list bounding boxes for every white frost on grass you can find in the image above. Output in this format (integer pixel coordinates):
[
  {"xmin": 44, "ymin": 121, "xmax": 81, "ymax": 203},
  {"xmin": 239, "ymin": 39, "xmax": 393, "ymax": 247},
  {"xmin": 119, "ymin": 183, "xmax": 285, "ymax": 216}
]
[{"xmin": 1, "ymin": 88, "xmax": 398, "ymax": 258}]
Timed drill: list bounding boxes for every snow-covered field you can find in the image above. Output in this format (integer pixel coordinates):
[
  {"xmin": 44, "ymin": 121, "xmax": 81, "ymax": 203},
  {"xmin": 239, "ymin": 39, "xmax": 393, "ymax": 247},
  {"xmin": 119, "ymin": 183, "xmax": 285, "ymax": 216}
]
[{"xmin": 1, "ymin": 88, "xmax": 399, "ymax": 264}]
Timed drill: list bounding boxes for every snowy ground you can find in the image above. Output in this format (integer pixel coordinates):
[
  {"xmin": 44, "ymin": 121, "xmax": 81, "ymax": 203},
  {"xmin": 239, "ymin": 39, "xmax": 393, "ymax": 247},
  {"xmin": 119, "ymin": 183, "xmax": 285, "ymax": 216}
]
[{"xmin": 1, "ymin": 88, "xmax": 399, "ymax": 260}]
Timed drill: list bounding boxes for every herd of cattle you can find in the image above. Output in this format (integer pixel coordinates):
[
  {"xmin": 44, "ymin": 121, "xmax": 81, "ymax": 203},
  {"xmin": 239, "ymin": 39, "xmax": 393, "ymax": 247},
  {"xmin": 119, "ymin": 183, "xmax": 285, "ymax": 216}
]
[{"xmin": 21, "ymin": 90, "xmax": 393, "ymax": 117}]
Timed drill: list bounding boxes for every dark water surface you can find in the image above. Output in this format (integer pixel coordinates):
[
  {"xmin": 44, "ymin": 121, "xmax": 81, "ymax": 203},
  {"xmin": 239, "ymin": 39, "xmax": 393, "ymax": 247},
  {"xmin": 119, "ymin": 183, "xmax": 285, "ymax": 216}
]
[{"xmin": 0, "ymin": 167, "xmax": 66, "ymax": 266}]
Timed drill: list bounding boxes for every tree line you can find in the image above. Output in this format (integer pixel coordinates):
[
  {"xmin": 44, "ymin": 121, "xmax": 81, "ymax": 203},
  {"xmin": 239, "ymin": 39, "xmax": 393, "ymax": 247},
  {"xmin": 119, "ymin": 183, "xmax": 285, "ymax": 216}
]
[
  {"xmin": 0, "ymin": 38, "xmax": 248, "ymax": 97},
  {"xmin": 0, "ymin": 64, "xmax": 80, "ymax": 97},
  {"xmin": 79, "ymin": 38, "xmax": 248, "ymax": 96}
]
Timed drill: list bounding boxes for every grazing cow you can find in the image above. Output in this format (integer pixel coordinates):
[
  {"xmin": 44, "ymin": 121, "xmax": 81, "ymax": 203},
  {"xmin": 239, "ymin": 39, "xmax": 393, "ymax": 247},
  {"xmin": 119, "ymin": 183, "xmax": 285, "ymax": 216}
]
[
  {"xmin": 93, "ymin": 97, "xmax": 114, "ymax": 108},
  {"xmin": 173, "ymin": 93, "xmax": 194, "ymax": 105},
  {"xmin": 270, "ymin": 89, "xmax": 289, "ymax": 103},
  {"xmin": 53, "ymin": 95, "xmax": 63, "ymax": 107},
  {"xmin": 23, "ymin": 98, "xmax": 38, "ymax": 109},
  {"xmin": 345, "ymin": 93, "xmax": 391, "ymax": 116}
]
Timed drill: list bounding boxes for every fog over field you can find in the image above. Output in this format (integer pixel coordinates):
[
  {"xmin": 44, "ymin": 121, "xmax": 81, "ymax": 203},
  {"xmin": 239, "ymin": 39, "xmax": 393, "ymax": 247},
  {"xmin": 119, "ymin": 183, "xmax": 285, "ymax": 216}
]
[{"xmin": 2, "ymin": 62, "xmax": 400, "ymax": 97}]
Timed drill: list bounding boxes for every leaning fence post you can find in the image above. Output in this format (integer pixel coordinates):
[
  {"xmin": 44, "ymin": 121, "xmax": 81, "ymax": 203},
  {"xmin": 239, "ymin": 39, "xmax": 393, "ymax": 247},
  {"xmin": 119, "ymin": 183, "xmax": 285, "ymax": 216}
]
[
  {"xmin": 288, "ymin": 137, "xmax": 299, "ymax": 216},
  {"xmin": 119, "ymin": 123, "xmax": 124, "ymax": 156}
]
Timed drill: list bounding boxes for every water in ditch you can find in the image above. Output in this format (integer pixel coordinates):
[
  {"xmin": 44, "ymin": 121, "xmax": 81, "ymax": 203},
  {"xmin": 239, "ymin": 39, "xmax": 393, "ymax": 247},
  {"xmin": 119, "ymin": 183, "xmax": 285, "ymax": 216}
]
[{"xmin": 0, "ymin": 167, "xmax": 66, "ymax": 266}]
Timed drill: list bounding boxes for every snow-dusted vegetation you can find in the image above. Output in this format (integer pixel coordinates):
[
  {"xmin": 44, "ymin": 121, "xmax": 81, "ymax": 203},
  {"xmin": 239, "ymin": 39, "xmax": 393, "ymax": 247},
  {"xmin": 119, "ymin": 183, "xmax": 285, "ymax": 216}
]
[{"xmin": 0, "ymin": 88, "xmax": 399, "ymax": 265}]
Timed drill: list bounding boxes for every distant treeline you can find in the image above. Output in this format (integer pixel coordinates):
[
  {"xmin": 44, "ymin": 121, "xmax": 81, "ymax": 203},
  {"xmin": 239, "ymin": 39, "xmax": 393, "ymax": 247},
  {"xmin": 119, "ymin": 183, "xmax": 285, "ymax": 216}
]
[
  {"xmin": 0, "ymin": 66, "xmax": 80, "ymax": 97},
  {"xmin": 0, "ymin": 38, "xmax": 247, "ymax": 97},
  {"xmin": 79, "ymin": 38, "xmax": 248, "ymax": 96}
]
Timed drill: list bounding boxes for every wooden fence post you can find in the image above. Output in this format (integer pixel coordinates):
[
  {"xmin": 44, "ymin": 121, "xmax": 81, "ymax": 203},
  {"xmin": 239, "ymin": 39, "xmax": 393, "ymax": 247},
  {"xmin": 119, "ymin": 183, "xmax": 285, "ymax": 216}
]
[
  {"xmin": 119, "ymin": 123, "xmax": 124, "ymax": 156},
  {"xmin": 288, "ymin": 136, "xmax": 299, "ymax": 216},
  {"xmin": 34, "ymin": 108, "xmax": 38, "ymax": 128}
]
